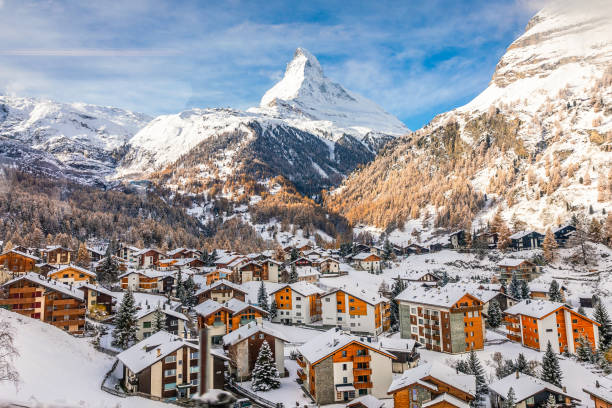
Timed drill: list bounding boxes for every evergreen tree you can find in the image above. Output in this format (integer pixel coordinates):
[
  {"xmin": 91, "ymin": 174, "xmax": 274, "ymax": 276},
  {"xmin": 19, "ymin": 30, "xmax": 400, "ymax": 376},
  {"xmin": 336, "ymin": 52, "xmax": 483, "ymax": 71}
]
[
  {"xmin": 290, "ymin": 248, "xmax": 299, "ymax": 262},
  {"xmin": 251, "ymin": 340, "xmax": 280, "ymax": 391},
  {"xmin": 548, "ymin": 280, "xmax": 563, "ymax": 302},
  {"xmin": 544, "ymin": 394, "xmax": 557, "ymax": 408},
  {"xmin": 576, "ymin": 335, "xmax": 594, "ymax": 362},
  {"xmin": 152, "ymin": 306, "xmax": 166, "ymax": 333},
  {"xmin": 515, "ymin": 353, "xmax": 534, "ymax": 376},
  {"xmin": 288, "ymin": 264, "xmax": 298, "ymax": 283},
  {"xmin": 455, "ymin": 359, "xmax": 471, "ymax": 375},
  {"xmin": 98, "ymin": 250, "xmax": 118, "ymax": 286},
  {"xmin": 209, "ymin": 249, "xmax": 218, "ymax": 266},
  {"xmin": 520, "ymin": 280, "xmax": 530, "ymax": 300},
  {"xmin": 440, "ymin": 271, "xmax": 449, "ymax": 287},
  {"xmin": 175, "ymin": 269, "xmax": 185, "ymax": 301},
  {"xmin": 509, "ymin": 273, "xmax": 522, "ymax": 299},
  {"xmin": 112, "ymin": 290, "xmax": 138, "ymax": 349},
  {"xmin": 181, "ymin": 275, "xmax": 196, "ymax": 306},
  {"xmin": 390, "ymin": 278, "xmax": 406, "ymax": 329},
  {"xmin": 468, "ymin": 350, "xmax": 487, "ymax": 408},
  {"xmin": 257, "ymin": 280, "xmax": 269, "ymax": 312},
  {"xmin": 577, "ymin": 305, "xmax": 586, "ymax": 315},
  {"xmin": 541, "ymin": 341, "xmax": 563, "ymax": 387},
  {"xmin": 487, "ymin": 299, "xmax": 502, "ymax": 328},
  {"xmin": 495, "ymin": 359, "xmax": 515, "ymax": 379},
  {"xmin": 382, "ymin": 238, "xmax": 393, "ymax": 261},
  {"xmin": 593, "ymin": 301, "xmax": 612, "ymax": 348},
  {"xmin": 269, "ymin": 300, "xmax": 278, "ymax": 321},
  {"xmin": 503, "ymin": 387, "xmax": 516, "ymax": 408}
]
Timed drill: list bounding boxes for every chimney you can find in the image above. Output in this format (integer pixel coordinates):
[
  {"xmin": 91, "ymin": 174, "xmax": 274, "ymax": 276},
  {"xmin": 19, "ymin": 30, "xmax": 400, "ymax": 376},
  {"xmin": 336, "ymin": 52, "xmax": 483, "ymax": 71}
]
[
  {"xmin": 515, "ymin": 370, "xmax": 519, "ymax": 379},
  {"xmin": 563, "ymin": 386, "xmax": 567, "ymax": 393},
  {"xmin": 596, "ymin": 380, "xmax": 600, "ymax": 388},
  {"xmin": 156, "ymin": 348, "xmax": 161, "ymax": 357}
]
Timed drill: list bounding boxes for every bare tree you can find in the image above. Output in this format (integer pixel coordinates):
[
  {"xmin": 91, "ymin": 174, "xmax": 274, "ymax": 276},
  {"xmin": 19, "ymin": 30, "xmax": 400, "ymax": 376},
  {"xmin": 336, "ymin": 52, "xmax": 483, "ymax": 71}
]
[{"xmin": 0, "ymin": 317, "xmax": 19, "ymax": 386}]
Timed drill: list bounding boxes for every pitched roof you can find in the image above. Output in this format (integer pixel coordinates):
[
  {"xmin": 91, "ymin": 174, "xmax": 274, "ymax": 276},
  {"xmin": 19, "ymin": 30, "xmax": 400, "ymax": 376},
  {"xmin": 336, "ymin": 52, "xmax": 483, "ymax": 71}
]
[
  {"xmin": 0, "ymin": 249, "xmax": 40, "ymax": 261},
  {"xmin": 270, "ymin": 282, "xmax": 324, "ymax": 297},
  {"xmin": 53, "ymin": 264, "xmax": 97, "ymax": 277},
  {"xmin": 222, "ymin": 321, "xmax": 288, "ymax": 346},
  {"xmin": 387, "ymin": 362, "xmax": 475, "ymax": 395},
  {"xmin": 135, "ymin": 304, "xmax": 188, "ymax": 321},
  {"xmin": 583, "ymin": 379, "xmax": 612, "ymax": 405},
  {"xmin": 75, "ymin": 282, "xmax": 116, "ymax": 298},
  {"xmin": 396, "ymin": 283, "xmax": 481, "ymax": 308},
  {"xmin": 298, "ymin": 328, "xmax": 395, "ymax": 365},
  {"xmin": 489, "ymin": 373, "xmax": 578, "ymax": 403},
  {"xmin": 224, "ymin": 298, "xmax": 267, "ymax": 315},
  {"xmin": 509, "ymin": 230, "xmax": 534, "ymax": 239},
  {"xmin": 296, "ymin": 266, "xmax": 320, "ymax": 277},
  {"xmin": 194, "ymin": 299, "xmax": 228, "ymax": 317},
  {"xmin": 352, "ymin": 252, "xmax": 380, "ymax": 261},
  {"xmin": 504, "ymin": 299, "xmax": 566, "ymax": 319},
  {"xmin": 422, "ymin": 393, "xmax": 470, "ymax": 408},
  {"xmin": 116, "ymin": 331, "xmax": 197, "ymax": 374},
  {"xmin": 323, "ymin": 285, "xmax": 388, "ymax": 306},
  {"xmin": 346, "ymin": 395, "xmax": 385, "ymax": 408},
  {"xmin": 2, "ymin": 273, "xmax": 84, "ymax": 300},
  {"xmin": 498, "ymin": 258, "xmax": 532, "ymax": 267},
  {"xmin": 378, "ymin": 337, "xmax": 418, "ymax": 352},
  {"xmin": 195, "ymin": 279, "xmax": 246, "ymax": 297}
]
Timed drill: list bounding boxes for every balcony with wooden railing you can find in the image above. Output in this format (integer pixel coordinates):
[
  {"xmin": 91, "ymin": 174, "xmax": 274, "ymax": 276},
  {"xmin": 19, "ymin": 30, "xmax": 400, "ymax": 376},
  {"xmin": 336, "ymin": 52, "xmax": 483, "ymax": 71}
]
[
  {"xmin": 353, "ymin": 368, "xmax": 372, "ymax": 376},
  {"xmin": 49, "ymin": 308, "xmax": 86, "ymax": 317},
  {"xmin": 296, "ymin": 368, "xmax": 306, "ymax": 381},
  {"xmin": 0, "ymin": 297, "xmax": 40, "ymax": 305},
  {"xmin": 353, "ymin": 355, "xmax": 371, "ymax": 363},
  {"xmin": 49, "ymin": 319, "xmax": 85, "ymax": 327},
  {"xmin": 296, "ymin": 356, "xmax": 306, "ymax": 368},
  {"xmin": 354, "ymin": 382, "xmax": 373, "ymax": 389}
]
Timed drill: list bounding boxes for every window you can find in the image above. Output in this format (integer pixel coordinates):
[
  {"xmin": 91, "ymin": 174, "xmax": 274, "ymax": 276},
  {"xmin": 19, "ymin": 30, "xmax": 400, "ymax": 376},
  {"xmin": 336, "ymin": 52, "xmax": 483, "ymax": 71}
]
[
  {"xmin": 546, "ymin": 329, "xmax": 553, "ymax": 333},
  {"xmin": 296, "ymin": 297, "xmax": 301, "ymax": 301},
  {"xmin": 143, "ymin": 321, "xmax": 152, "ymax": 328},
  {"xmin": 164, "ymin": 369, "xmax": 176, "ymax": 377},
  {"xmin": 411, "ymin": 308, "xmax": 417, "ymax": 314},
  {"xmin": 165, "ymin": 355, "xmax": 176, "ymax": 363},
  {"xmin": 349, "ymin": 298, "xmax": 354, "ymax": 303},
  {"xmin": 342, "ymin": 364, "xmax": 347, "ymax": 371},
  {"xmin": 326, "ymin": 298, "xmax": 330, "ymax": 302},
  {"xmin": 572, "ymin": 319, "xmax": 578, "ymax": 324},
  {"xmin": 164, "ymin": 383, "xmax": 176, "ymax": 391},
  {"xmin": 191, "ymin": 378, "xmax": 198, "ymax": 386},
  {"xmin": 190, "ymin": 352, "xmax": 199, "ymax": 359},
  {"xmin": 343, "ymin": 377, "xmax": 348, "ymax": 384},
  {"xmin": 342, "ymin": 350, "xmax": 347, "ymax": 357}
]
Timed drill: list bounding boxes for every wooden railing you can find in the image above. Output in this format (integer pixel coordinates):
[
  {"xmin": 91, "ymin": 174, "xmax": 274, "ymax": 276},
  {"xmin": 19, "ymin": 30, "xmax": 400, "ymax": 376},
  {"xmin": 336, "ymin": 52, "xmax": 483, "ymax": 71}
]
[
  {"xmin": 354, "ymin": 355, "xmax": 371, "ymax": 363},
  {"xmin": 354, "ymin": 382, "xmax": 373, "ymax": 389}
]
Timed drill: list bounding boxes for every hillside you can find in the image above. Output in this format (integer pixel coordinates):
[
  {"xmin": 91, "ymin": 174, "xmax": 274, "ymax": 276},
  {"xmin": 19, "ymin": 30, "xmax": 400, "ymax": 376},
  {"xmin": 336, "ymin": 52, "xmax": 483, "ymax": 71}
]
[{"xmin": 326, "ymin": 0, "xmax": 612, "ymax": 236}]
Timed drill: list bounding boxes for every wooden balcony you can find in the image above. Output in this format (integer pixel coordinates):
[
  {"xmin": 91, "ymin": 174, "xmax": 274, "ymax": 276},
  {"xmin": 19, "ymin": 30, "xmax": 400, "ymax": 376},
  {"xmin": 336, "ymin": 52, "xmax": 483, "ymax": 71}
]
[
  {"xmin": 353, "ymin": 368, "xmax": 372, "ymax": 376},
  {"xmin": 507, "ymin": 325, "xmax": 521, "ymax": 333},
  {"xmin": 354, "ymin": 382, "xmax": 373, "ymax": 389},
  {"xmin": 296, "ymin": 356, "xmax": 306, "ymax": 368},
  {"xmin": 296, "ymin": 369, "xmax": 306, "ymax": 381},
  {"xmin": 8, "ymin": 287, "xmax": 40, "ymax": 294},
  {"xmin": 51, "ymin": 299, "xmax": 81, "ymax": 306},
  {"xmin": 354, "ymin": 355, "xmax": 371, "ymax": 363},
  {"xmin": 50, "ymin": 318, "xmax": 85, "ymax": 327},
  {"xmin": 50, "ymin": 308, "xmax": 86, "ymax": 317},
  {"xmin": 0, "ymin": 298, "xmax": 40, "ymax": 305}
]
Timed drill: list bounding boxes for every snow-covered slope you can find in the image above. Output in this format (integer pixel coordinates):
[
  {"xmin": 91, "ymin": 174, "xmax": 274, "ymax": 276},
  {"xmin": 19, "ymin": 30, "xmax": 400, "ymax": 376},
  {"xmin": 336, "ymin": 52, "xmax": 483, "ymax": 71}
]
[
  {"xmin": 119, "ymin": 48, "xmax": 407, "ymax": 192},
  {"xmin": 0, "ymin": 95, "xmax": 151, "ymax": 183},
  {"xmin": 328, "ymin": 0, "xmax": 612, "ymax": 234}
]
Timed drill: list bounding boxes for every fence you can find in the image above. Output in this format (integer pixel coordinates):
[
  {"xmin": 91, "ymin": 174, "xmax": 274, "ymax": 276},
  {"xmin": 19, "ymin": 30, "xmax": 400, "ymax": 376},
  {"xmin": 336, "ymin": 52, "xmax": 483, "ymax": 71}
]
[
  {"xmin": 226, "ymin": 379, "xmax": 284, "ymax": 408},
  {"xmin": 100, "ymin": 359, "xmax": 126, "ymax": 398}
]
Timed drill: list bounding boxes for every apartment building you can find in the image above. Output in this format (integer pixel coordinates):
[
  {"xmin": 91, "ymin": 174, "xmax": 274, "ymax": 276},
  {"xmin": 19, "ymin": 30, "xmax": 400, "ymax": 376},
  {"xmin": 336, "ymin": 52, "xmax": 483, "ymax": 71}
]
[
  {"xmin": 321, "ymin": 286, "xmax": 390, "ymax": 335},
  {"xmin": 0, "ymin": 273, "xmax": 86, "ymax": 334},
  {"xmin": 135, "ymin": 304, "xmax": 188, "ymax": 340},
  {"xmin": 117, "ymin": 331, "xmax": 199, "ymax": 401},
  {"xmin": 296, "ymin": 328, "xmax": 395, "ymax": 404},
  {"xmin": 194, "ymin": 298, "xmax": 268, "ymax": 344},
  {"xmin": 497, "ymin": 259, "xmax": 539, "ymax": 283},
  {"xmin": 503, "ymin": 299, "xmax": 600, "ymax": 354},
  {"xmin": 271, "ymin": 282, "xmax": 324, "ymax": 324},
  {"xmin": 397, "ymin": 284, "xmax": 485, "ymax": 354}
]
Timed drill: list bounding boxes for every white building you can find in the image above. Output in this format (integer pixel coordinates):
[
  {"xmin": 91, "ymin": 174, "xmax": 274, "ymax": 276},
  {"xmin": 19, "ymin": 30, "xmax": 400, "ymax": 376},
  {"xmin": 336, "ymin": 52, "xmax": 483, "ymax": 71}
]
[{"xmin": 321, "ymin": 286, "xmax": 390, "ymax": 335}]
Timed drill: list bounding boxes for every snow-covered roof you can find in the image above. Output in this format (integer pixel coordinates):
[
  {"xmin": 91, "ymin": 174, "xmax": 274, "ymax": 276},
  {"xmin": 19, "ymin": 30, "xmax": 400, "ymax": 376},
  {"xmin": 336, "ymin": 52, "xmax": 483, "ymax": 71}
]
[
  {"xmin": 166, "ymin": 247, "xmax": 187, "ymax": 256},
  {"xmin": 134, "ymin": 248, "xmax": 165, "ymax": 256},
  {"xmin": 222, "ymin": 321, "xmax": 288, "ymax": 346},
  {"xmin": 53, "ymin": 264, "xmax": 97, "ymax": 277},
  {"xmin": 498, "ymin": 258, "xmax": 532, "ymax": 267},
  {"xmin": 224, "ymin": 298, "xmax": 267, "ymax": 315},
  {"xmin": 504, "ymin": 299, "xmax": 565, "ymax": 319},
  {"xmin": 194, "ymin": 299, "xmax": 227, "ymax": 317},
  {"xmin": 378, "ymin": 337, "xmax": 418, "ymax": 352},
  {"xmin": 297, "ymin": 266, "xmax": 320, "ymax": 277},
  {"xmin": 352, "ymin": 252, "xmax": 380, "ymax": 261},
  {"xmin": 323, "ymin": 285, "xmax": 388, "ymax": 306},
  {"xmin": 422, "ymin": 393, "xmax": 470, "ymax": 408},
  {"xmin": 396, "ymin": 283, "xmax": 480, "ymax": 308},
  {"xmin": 195, "ymin": 279, "xmax": 246, "ymax": 296},
  {"xmin": 116, "ymin": 331, "xmax": 197, "ymax": 374},
  {"xmin": 489, "ymin": 373, "xmax": 578, "ymax": 403},
  {"xmin": 509, "ymin": 230, "xmax": 533, "ymax": 239},
  {"xmin": 388, "ymin": 362, "xmax": 475, "ymax": 395},
  {"xmin": 529, "ymin": 283, "xmax": 552, "ymax": 293},
  {"xmin": 135, "ymin": 304, "xmax": 188, "ymax": 321},
  {"xmin": 44, "ymin": 245, "xmax": 73, "ymax": 252},
  {"xmin": 346, "ymin": 395, "xmax": 385, "ymax": 408},
  {"xmin": 2, "ymin": 273, "xmax": 84, "ymax": 300},
  {"xmin": 298, "ymin": 328, "xmax": 394, "ymax": 365},
  {"xmin": 396, "ymin": 270, "xmax": 438, "ymax": 281},
  {"xmin": 86, "ymin": 246, "xmax": 106, "ymax": 256},
  {"xmin": 583, "ymin": 378, "xmax": 612, "ymax": 405},
  {"xmin": 118, "ymin": 269, "xmax": 169, "ymax": 279},
  {"xmin": 75, "ymin": 282, "xmax": 116, "ymax": 298},
  {"xmin": 271, "ymin": 282, "xmax": 324, "ymax": 297},
  {"xmin": 1, "ymin": 249, "xmax": 40, "ymax": 261}
]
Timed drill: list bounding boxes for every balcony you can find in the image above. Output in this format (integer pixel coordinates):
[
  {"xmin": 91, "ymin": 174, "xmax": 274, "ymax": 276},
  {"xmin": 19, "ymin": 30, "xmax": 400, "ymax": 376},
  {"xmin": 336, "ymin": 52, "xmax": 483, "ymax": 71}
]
[
  {"xmin": 353, "ymin": 368, "xmax": 372, "ymax": 376},
  {"xmin": 296, "ymin": 356, "xmax": 306, "ymax": 368},
  {"xmin": 50, "ymin": 319, "xmax": 85, "ymax": 327},
  {"xmin": 354, "ymin": 355, "xmax": 371, "ymax": 363},
  {"xmin": 354, "ymin": 382, "xmax": 373, "ymax": 389},
  {"xmin": 0, "ymin": 298, "xmax": 39, "ymax": 305},
  {"xmin": 52, "ymin": 299, "xmax": 79, "ymax": 306},
  {"xmin": 296, "ymin": 368, "xmax": 306, "ymax": 381},
  {"xmin": 50, "ymin": 308, "xmax": 86, "ymax": 317}
]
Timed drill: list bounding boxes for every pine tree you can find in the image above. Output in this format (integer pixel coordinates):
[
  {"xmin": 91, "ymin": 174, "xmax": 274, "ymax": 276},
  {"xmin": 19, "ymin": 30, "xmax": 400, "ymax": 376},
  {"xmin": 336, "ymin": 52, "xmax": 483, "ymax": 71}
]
[
  {"xmin": 269, "ymin": 300, "xmax": 278, "ymax": 321},
  {"xmin": 455, "ymin": 359, "xmax": 471, "ymax": 375},
  {"xmin": 75, "ymin": 243, "xmax": 91, "ymax": 267},
  {"xmin": 288, "ymin": 264, "xmax": 298, "ymax": 283},
  {"xmin": 152, "ymin": 306, "xmax": 166, "ymax": 333},
  {"xmin": 520, "ymin": 280, "xmax": 530, "ymax": 300},
  {"xmin": 542, "ymin": 228, "xmax": 558, "ymax": 262},
  {"xmin": 98, "ymin": 250, "xmax": 118, "ymax": 286},
  {"xmin": 515, "ymin": 353, "xmax": 534, "ymax": 376},
  {"xmin": 382, "ymin": 238, "xmax": 393, "ymax": 261},
  {"xmin": 503, "ymin": 387, "xmax": 516, "ymax": 408},
  {"xmin": 468, "ymin": 350, "xmax": 487, "ymax": 408},
  {"xmin": 112, "ymin": 290, "xmax": 138, "ymax": 350},
  {"xmin": 495, "ymin": 359, "xmax": 515, "ymax": 379},
  {"xmin": 181, "ymin": 275, "xmax": 196, "ymax": 306},
  {"xmin": 544, "ymin": 394, "xmax": 556, "ymax": 408},
  {"xmin": 541, "ymin": 341, "xmax": 563, "ymax": 387},
  {"xmin": 578, "ymin": 305, "xmax": 586, "ymax": 315},
  {"xmin": 175, "ymin": 269, "xmax": 185, "ymax": 301},
  {"xmin": 251, "ymin": 340, "xmax": 280, "ymax": 391},
  {"xmin": 576, "ymin": 335, "xmax": 594, "ymax": 362},
  {"xmin": 257, "ymin": 280, "xmax": 269, "ymax": 312},
  {"xmin": 593, "ymin": 301, "xmax": 612, "ymax": 349},
  {"xmin": 508, "ymin": 273, "xmax": 521, "ymax": 299},
  {"xmin": 390, "ymin": 278, "xmax": 406, "ymax": 329},
  {"xmin": 487, "ymin": 299, "xmax": 502, "ymax": 328},
  {"xmin": 548, "ymin": 280, "xmax": 563, "ymax": 302},
  {"xmin": 440, "ymin": 271, "xmax": 449, "ymax": 287}
]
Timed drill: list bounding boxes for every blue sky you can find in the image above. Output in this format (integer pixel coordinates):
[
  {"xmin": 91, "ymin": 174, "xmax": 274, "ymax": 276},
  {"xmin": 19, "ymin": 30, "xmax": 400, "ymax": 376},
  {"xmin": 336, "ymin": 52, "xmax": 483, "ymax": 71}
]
[{"xmin": 0, "ymin": 0, "xmax": 540, "ymax": 129}]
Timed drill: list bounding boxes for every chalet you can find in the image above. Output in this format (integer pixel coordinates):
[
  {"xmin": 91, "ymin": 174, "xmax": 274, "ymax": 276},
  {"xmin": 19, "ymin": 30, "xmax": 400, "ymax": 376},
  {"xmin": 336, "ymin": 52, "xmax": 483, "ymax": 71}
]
[
  {"xmin": 509, "ymin": 231, "xmax": 544, "ymax": 250},
  {"xmin": 397, "ymin": 284, "xmax": 485, "ymax": 353},
  {"xmin": 214, "ymin": 253, "xmax": 243, "ymax": 269},
  {"xmin": 449, "ymin": 230, "xmax": 466, "ymax": 249},
  {"xmin": 353, "ymin": 243, "xmax": 372, "ymax": 254},
  {"xmin": 292, "ymin": 257, "xmax": 314, "ymax": 267},
  {"xmin": 119, "ymin": 270, "xmax": 171, "ymax": 293},
  {"xmin": 48, "ymin": 264, "xmax": 96, "ymax": 284},
  {"xmin": 346, "ymin": 395, "xmax": 385, "ymax": 408},
  {"xmin": 117, "ymin": 331, "xmax": 199, "ymax": 401},
  {"xmin": 553, "ymin": 224, "xmax": 576, "ymax": 247},
  {"xmin": 117, "ymin": 244, "xmax": 141, "ymax": 264},
  {"xmin": 262, "ymin": 259, "xmax": 282, "ymax": 283},
  {"xmin": 0, "ymin": 273, "xmax": 86, "ymax": 334},
  {"xmin": 135, "ymin": 304, "xmax": 188, "ymax": 340},
  {"xmin": 205, "ymin": 268, "xmax": 233, "ymax": 285},
  {"xmin": 497, "ymin": 258, "xmax": 539, "ymax": 283},
  {"xmin": 196, "ymin": 280, "xmax": 247, "ymax": 304},
  {"xmin": 35, "ymin": 263, "xmax": 57, "ymax": 276},
  {"xmin": 167, "ymin": 248, "xmax": 201, "ymax": 259},
  {"xmin": 0, "ymin": 249, "xmax": 40, "ymax": 274},
  {"xmin": 466, "ymin": 285, "xmax": 517, "ymax": 315},
  {"xmin": 297, "ymin": 328, "xmax": 396, "ymax": 404},
  {"xmin": 194, "ymin": 298, "xmax": 268, "ymax": 343},
  {"xmin": 320, "ymin": 257, "xmax": 341, "ymax": 274},
  {"xmin": 86, "ymin": 246, "xmax": 106, "ymax": 262},
  {"xmin": 473, "ymin": 231, "xmax": 498, "ymax": 249},
  {"xmin": 489, "ymin": 372, "xmax": 579, "ymax": 408},
  {"xmin": 529, "ymin": 283, "xmax": 565, "ymax": 301},
  {"xmin": 407, "ymin": 244, "xmax": 429, "ymax": 255},
  {"xmin": 222, "ymin": 321, "xmax": 288, "ymax": 380},
  {"xmin": 238, "ymin": 261, "xmax": 264, "ymax": 283},
  {"xmin": 387, "ymin": 362, "xmax": 475, "ymax": 408},
  {"xmin": 321, "ymin": 286, "xmax": 390, "ymax": 335},
  {"xmin": 158, "ymin": 257, "xmax": 205, "ymax": 270},
  {"xmin": 391, "ymin": 243, "xmax": 411, "ymax": 256},
  {"xmin": 583, "ymin": 379, "xmax": 612, "ymax": 408},
  {"xmin": 503, "ymin": 299, "xmax": 600, "ymax": 354},
  {"xmin": 42, "ymin": 246, "xmax": 74, "ymax": 265},
  {"xmin": 397, "ymin": 271, "xmax": 439, "ymax": 286},
  {"xmin": 377, "ymin": 337, "xmax": 420, "ymax": 373},
  {"xmin": 297, "ymin": 266, "xmax": 320, "ymax": 283},
  {"xmin": 76, "ymin": 282, "xmax": 116, "ymax": 316},
  {"xmin": 135, "ymin": 248, "xmax": 166, "ymax": 268},
  {"xmin": 271, "ymin": 282, "xmax": 324, "ymax": 324},
  {"xmin": 352, "ymin": 252, "xmax": 382, "ymax": 273}
]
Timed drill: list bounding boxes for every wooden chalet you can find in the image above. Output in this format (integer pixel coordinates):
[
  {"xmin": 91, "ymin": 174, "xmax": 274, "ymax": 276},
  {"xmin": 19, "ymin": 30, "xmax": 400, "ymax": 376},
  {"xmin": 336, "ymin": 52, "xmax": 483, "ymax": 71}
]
[
  {"xmin": 194, "ymin": 298, "xmax": 268, "ymax": 344},
  {"xmin": 48, "ymin": 264, "xmax": 96, "ymax": 284},
  {"xmin": 509, "ymin": 231, "xmax": 544, "ymax": 250},
  {"xmin": 136, "ymin": 248, "xmax": 166, "ymax": 268},
  {"xmin": 489, "ymin": 372, "xmax": 579, "ymax": 408},
  {"xmin": 497, "ymin": 258, "xmax": 538, "ymax": 282},
  {"xmin": 553, "ymin": 224, "xmax": 576, "ymax": 247},
  {"xmin": 0, "ymin": 249, "xmax": 40, "ymax": 274},
  {"xmin": 42, "ymin": 246, "xmax": 74, "ymax": 265},
  {"xmin": 76, "ymin": 282, "xmax": 117, "ymax": 316},
  {"xmin": 196, "ymin": 279, "xmax": 247, "ymax": 304}
]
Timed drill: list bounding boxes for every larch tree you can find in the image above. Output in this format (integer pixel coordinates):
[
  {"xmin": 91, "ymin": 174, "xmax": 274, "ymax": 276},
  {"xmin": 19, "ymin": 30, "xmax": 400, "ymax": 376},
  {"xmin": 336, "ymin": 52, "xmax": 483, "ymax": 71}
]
[
  {"xmin": 497, "ymin": 223, "xmax": 512, "ymax": 251},
  {"xmin": 251, "ymin": 340, "xmax": 280, "ymax": 391},
  {"xmin": 542, "ymin": 228, "xmax": 558, "ymax": 262},
  {"xmin": 75, "ymin": 243, "xmax": 91, "ymax": 267}
]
